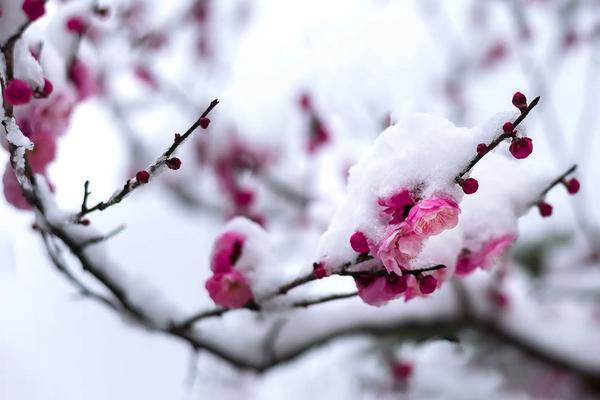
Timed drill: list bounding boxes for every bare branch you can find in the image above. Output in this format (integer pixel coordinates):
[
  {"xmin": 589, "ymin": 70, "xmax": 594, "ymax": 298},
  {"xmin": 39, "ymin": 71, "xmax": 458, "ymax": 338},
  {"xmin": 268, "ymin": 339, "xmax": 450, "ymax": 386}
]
[{"xmin": 77, "ymin": 99, "xmax": 219, "ymax": 218}]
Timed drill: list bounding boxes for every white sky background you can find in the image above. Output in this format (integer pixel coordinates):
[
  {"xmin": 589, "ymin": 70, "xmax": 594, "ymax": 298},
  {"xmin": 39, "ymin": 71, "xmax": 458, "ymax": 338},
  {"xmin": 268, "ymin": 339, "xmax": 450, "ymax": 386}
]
[{"xmin": 1, "ymin": 0, "xmax": 599, "ymax": 398}]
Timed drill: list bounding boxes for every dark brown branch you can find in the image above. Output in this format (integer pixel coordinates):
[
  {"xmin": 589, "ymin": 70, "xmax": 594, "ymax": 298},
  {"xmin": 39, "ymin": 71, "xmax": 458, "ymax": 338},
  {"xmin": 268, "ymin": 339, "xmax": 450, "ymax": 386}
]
[
  {"xmin": 39, "ymin": 231, "xmax": 118, "ymax": 311},
  {"xmin": 177, "ymin": 263, "xmax": 446, "ymax": 329},
  {"xmin": 291, "ymin": 291, "xmax": 358, "ymax": 308},
  {"xmin": 456, "ymin": 96, "xmax": 540, "ymax": 182}
]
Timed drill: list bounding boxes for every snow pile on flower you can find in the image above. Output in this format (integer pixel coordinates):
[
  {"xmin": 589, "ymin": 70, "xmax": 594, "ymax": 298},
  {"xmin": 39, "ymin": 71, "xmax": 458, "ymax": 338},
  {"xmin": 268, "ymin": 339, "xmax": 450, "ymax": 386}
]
[{"xmin": 314, "ymin": 112, "xmax": 549, "ymax": 306}]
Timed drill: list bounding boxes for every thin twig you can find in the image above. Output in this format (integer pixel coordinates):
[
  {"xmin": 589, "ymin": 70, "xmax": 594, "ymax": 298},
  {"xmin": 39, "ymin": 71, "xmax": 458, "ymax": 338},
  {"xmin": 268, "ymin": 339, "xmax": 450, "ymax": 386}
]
[
  {"xmin": 292, "ymin": 292, "xmax": 358, "ymax": 308},
  {"xmin": 539, "ymin": 164, "xmax": 577, "ymax": 198},
  {"xmin": 456, "ymin": 96, "xmax": 540, "ymax": 182},
  {"xmin": 76, "ymin": 99, "xmax": 219, "ymax": 218}
]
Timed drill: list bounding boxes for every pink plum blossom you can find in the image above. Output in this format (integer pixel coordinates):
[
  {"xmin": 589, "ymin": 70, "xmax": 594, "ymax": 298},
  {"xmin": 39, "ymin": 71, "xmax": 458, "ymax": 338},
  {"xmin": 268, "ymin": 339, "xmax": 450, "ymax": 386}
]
[
  {"xmin": 378, "ymin": 189, "xmax": 415, "ymax": 224},
  {"xmin": 205, "ymin": 270, "xmax": 253, "ymax": 308},
  {"xmin": 3, "ymin": 165, "xmax": 30, "ymax": 210},
  {"xmin": 210, "ymin": 231, "xmax": 246, "ymax": 273},
  {"xmin": 68, "ymin": 59, "xmax": 99, "ymax": 100},
  {"xmin": 376, "ymin": 225, "xmax": 423, "ymax": 275},
  {"xmin": 455, "ymin": 235, "xmax": 515, "ymax": 276},
  {"xmin": 15, "ymin": 92, "xmax": 76, "ymax": 138},
  {"xmin": 406, "ymin": 196, "xmax": 460, "ymax": 236},
  {"xmin": 354, "ymin": 272, "xmax": 410, "ymax": 306}
]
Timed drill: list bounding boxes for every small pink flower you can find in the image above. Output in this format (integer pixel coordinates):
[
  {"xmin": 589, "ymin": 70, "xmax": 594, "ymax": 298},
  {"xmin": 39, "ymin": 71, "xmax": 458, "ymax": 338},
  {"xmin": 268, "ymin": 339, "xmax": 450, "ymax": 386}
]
[
  {"xmin": 23, "ymin": 130, "xmax": 57, "ymax": 173},
  {"xmin": 455, "ymin": 249, "xmax": 477, "ymax": 276},
  {"xmin": 418, "ymin": 275, "xmax": 437, "ymax": 295},
  {"xmin": 350, "ymin": 231, "xmax": 370, "ymax": 253},
  {"xmin": 354, "ymin": 276, "xmax": 391, "ymax": 306},
  {"xmin": 480, "ymin": 235, "xmax": 515, "ymax": 268},
  {"xmin": 68, "ymin": 58, "xmax": 98, "ymax": 100},
  {"xmin": 210, "ymin": 231, "xmax": 246, "ymax": 273},
  {"xmin": 455, "ymin": 235, "xmax": 515, "ymax": 276},
  {"xmin": 3, "ymin": 165, "xmax": 30, "ymax": 210},
  {"xmin": 385, "ymin": 273, "xmax": 408, "ymax": 295},
  {"xmin": 377, "ymin": 225, "xmax": 423, "ymax": 275},
  {"xmin": 205, "ymin": 270, "xmax": 253, "ymax": 308},
  {"xmin": 406, "ymin": 197, "xmax": 460, "ymax": 236},
  {"xmin": 378, "ymin": 189, "xmax": 415, "ymax": 224}
]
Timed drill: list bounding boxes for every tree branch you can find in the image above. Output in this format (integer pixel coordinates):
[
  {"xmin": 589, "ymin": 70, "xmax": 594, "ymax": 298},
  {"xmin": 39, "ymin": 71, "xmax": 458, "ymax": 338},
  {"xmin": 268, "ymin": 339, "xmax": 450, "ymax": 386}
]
[
  {"xmin": 456, "ymin": 96, "xmax": 540, "ymax": 182},
  {"xmin": 77, "ymin": 99, "xmax": 219, "ymax": 219}
]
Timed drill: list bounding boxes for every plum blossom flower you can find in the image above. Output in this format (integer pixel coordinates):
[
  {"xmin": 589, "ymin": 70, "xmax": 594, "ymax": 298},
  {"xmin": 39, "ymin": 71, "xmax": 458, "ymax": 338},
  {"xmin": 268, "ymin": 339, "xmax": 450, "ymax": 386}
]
[
  {"xmin": 3, "ymin": 165, "xmax": 30, "ymax": 210},
  {"xmin": 378, "ymin": 189, "xmax": 415, "ymax": 224},
  {"xmin": 376, "ymin": 224, "xmax": 423, "ymax": 275},
  {"xmin": 354, "ymin": 274, "xmax": 408, "ymax": 306},
  {"xmin": 455, "ymin": 235, "xmax": 515, "ymax": 276},
  {"xmin": 355, "ymin": 276, "xmax": 389, "ymax": 306},
  {"xmin": 205, "ymin": 270, "xmax": 253, "ymax": 308},
  {"xmin": 68, "ymin": 58, "xmax": 99, "ymax": 100},
  {"xmin": 210, "ymin": 231, "xmax": 246, "ymax": 273},
  {"xmin": 406, "ymin": 197, "xmax": 460, "ymax": 236},
  {"xmin": 206, "ymin": 230, "xmax": 254, "ymax": 307}
]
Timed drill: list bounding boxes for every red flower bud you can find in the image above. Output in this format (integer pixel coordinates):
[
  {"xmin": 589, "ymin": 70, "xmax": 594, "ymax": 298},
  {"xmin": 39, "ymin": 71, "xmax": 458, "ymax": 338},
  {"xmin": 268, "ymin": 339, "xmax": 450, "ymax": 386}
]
[
  {"xmin": 22, "ymin": 0, "xmax": 45, "ymax": 21},
  {"xmin": 537, "ymin": 201, "xmax": 553, "ymax": 217},
  {"xmin": 565, "ymin": 178, "xmax": 580, "ymax": 194},
  {"xmin": 42, "ymin": 78, "xmax": 53, "ymax": 97},
  {"xmin": 460, "ymin": 178, "xmax": 479, "ymax": 195},
  {"xmin": 502, "ymin": 121, "xmax": 514, "ymax": 134},
  {"xmin": 512, "ymin": 91, "xmax": 527, "ymax": 111},
  {"xmin": 166, "ymin": 157, "xmax": 182, "ymax": 170},
  {"xmin": 312, "ymin": 262, "xmax": 327, "ymax": 279},
  {"xmin": 66, "ymin": 16, "xmax": 87, "ymax": 35},
  {"xmin": 3, "ymin": 79, "xmax": 33, "ymax": 105},
  {"xmin": 476, "ymin": 143, "xmax": 487, "ymax": 155},
  {"xmin": 135, "ymin": 170, "xmax": 150, "ymax": 184},
  {"xmin": 350, "ymin": 231, "xmax": 370, "ymax": 253},
  {"xmin": 199, "ymin": 117, "xmax": 210, "ymax": 129},
  {"xmin": 509, "ymin": 137, "xmax": 533, "ymax": 159}
]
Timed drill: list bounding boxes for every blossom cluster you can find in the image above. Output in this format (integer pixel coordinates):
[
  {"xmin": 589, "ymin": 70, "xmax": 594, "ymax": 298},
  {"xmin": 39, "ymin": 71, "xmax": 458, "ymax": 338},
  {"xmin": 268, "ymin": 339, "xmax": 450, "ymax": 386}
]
[{"xmin": 203, "ymin": 93, "xmax": 580, "ymax": 309}]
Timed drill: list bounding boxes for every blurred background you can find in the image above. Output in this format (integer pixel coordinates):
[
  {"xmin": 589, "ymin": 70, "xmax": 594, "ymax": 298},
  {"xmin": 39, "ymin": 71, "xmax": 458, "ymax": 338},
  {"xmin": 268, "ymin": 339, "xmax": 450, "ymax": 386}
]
[{"xmin": 1, "ymin": 0, "xmax": 600, "ymax": 398}]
